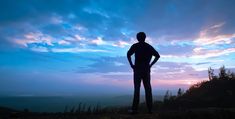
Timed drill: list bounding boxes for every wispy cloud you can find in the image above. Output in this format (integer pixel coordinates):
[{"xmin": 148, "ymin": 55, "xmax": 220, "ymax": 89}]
[
  {"xmin": 13, "ymin": 32, "xmax": 54, "ymax": 47},
  {"xmin": 192, "ymin": 48, "xmax": 235, "ymax": 59},
  {"xmin": 30, "ymin": 46, "xmax": 48, "ymax": 52},
  {"xmin": 51, "ymin": 47, "xmax": 109, "ymax": 53},
  {"xmin": 195, "ymin": 34, "xmax": 235, "ymax": 45},
  {"xmin": 58, "ymin": 40, "xmax": 71, "ymax": 45},
  {"xmin": 194, "ymin": 22, "xmax": 235, "ymax": 45},
  {"xmin": 112, "ymin": 40, "xmax": 130, "ymax": 48},
  {"xmin": 90, "ymin": 37, "xmax": 107, "ymax": 45},
  {"xmin": 191, "ymin": 22, "xmax": 235, "ymax": 59}
]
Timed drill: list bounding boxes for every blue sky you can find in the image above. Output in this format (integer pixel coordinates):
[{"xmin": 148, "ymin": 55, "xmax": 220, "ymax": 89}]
[{"xmin": 0, "ymin": 0, "xmax": 235, "ymax": 96}]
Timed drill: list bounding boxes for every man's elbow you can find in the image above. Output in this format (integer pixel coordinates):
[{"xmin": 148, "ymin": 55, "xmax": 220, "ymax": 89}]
[
  {"xmin": 127, "ymin": 52, "xmax": 132, "ymax": 58},
  {"xmin": 154, "ymin": 54, "xmax": 160, "ymax": 59}
]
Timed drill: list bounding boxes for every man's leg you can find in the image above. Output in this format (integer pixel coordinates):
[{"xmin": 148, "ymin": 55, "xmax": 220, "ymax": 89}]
[
  {"xmin": 132, "ymin": 72, "xmax": 141, "ymax": 111},
  {"xmin": 143, "ymin": 72, "xmax": 152, "ymax": 113}
]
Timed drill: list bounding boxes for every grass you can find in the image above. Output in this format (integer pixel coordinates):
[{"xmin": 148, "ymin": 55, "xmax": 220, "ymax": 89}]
[{"xmin": 1, "ymin": 102, "xmax": 235, "ymax": 119}]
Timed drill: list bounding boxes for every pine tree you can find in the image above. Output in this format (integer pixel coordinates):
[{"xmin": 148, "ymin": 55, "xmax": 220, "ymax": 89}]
[
  {"xmin": 164, "ymin": 90, "xmax": 170, "ymax": 102},
  {"xmin": 177, "ymin": 88, "xmax": 183, "ymax": 97},
  {"xmin": 231, "ymin": 72, "xmax": 235, "ymax": 80},
  {"xmin": 219, "ymin": 65, "xmax": 228, "ymax": 80},
  {"xmin": 208, "ymin": 67, "xmax": 214, "ymax": 80}
]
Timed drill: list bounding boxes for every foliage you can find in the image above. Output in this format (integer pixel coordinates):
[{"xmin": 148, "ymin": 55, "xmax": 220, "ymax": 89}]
[{"xmin": 164, "ymin": 66, "xmax": 235, "ymax": 109}]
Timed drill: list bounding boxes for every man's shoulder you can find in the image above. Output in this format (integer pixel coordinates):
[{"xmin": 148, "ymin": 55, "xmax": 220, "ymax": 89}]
[
  {"xmin": 144, "ymin": 42, "xmax": 154, "ymax": 48},
  {"xmin": 133, "ymin": 42, "xmax": 139, "ymax": 45},
  {"xmin": 131, "ymin": 43, "xmax": 139, "ymax": 47},
  {"xmin": 132, "ymin": 42, "xmax": 154, "ymax": 48},
  {"xmin": 128, "ymin": 43, "xmax": 138, "ymax": 52}
]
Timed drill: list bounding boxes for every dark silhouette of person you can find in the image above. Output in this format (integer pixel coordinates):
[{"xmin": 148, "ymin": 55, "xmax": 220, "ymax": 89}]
[{"xmin": 127, "ymin": 32, "xmax": 160, "ymax": 114}]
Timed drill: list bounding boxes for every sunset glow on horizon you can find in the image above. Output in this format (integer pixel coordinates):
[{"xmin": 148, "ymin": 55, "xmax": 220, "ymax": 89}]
[{"xmin": 0, "ymin": 0, "xmax": 235, "ymax": 96}]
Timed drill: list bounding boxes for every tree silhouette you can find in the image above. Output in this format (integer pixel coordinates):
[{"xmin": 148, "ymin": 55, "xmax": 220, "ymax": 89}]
[
  {"xmin": 208, "ymin": 67, "xmax": 214, "ymax": 80},
  {"xmin": 177, "ymin": 88, "xmax": 183, "ymax": 97},
  {"xmin": 166, "ymin": 66, "xmax": 235, "ymax": 109},
  {"xmin": 164, "ymin": 90, "xmax": 170, "ymax": 102},
  {"xmin": 219, "ymin": 65, "xmax": 227, "ymax": 80}
]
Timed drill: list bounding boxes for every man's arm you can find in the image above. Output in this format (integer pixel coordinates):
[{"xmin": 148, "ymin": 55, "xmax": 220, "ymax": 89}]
[
  {"xmin": 127, "ymin": 45, "xmax": 135, "ymax": 69},
  {"xmin": 127, "ymin": 53, "xmax": 134, "ymax": 69},
  {"xmin": 150, "ymin": 47, "xmax": 160, "ymax": 68},
  {"xmin": 150, "ymin": 55, "xmax": 160, "ymax": 68}
]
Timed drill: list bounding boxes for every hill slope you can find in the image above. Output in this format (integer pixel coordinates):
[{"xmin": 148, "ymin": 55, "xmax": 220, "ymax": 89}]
[{"xmin": 171, "ymin": 66, "xmax": 235, "ymax": 108}]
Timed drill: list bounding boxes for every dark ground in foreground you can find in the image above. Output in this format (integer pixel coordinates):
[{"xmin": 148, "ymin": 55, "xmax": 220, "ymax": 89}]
[{"xmin": 1, "ymin": 107, "xmax": 235, "ymax": 119}]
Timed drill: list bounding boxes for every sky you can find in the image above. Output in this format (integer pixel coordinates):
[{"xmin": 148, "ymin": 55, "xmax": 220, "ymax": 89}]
[{"xmin": 0, "ymin": 0, "xmax": 235, "ymax": 96}]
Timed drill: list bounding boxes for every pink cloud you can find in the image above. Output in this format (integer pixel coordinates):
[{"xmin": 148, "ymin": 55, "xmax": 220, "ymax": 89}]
[
  {"xmin": 192, "ymin": 48, "xmax": 235, "ymax": 58},
  {"xmin": 90, "ymin": 37, "xmax": 107, "ymax": 45},
  {"xmin": 14, "ymin": 32, "xmax": 54, "ymax": 47},
  {"xmin": 194, "ymin": 22, "xmax": 235, "ymax": 45},
  {"xmin": 58, "ymin": 40, "xmax": 71, "ymax": 45},
  {"xmin": 112, "ymin": 40, "xmax": 130, "ymax": 48}
]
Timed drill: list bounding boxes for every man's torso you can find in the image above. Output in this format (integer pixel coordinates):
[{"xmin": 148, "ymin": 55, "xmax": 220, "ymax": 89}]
[{"xmin": 133, "ymin": 42, "xmax": 154, "ymax": 71}]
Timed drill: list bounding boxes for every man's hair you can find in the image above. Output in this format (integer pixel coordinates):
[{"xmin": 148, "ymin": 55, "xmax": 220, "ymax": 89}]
[{"xmin": 136, "ymin": 32, "xmax": 146, "ymax": 42}]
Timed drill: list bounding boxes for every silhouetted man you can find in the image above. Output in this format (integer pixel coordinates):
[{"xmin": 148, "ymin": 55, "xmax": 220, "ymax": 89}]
[{"xmin": 127, "ymin": 32, "xmax": 160, "ymax": 114}]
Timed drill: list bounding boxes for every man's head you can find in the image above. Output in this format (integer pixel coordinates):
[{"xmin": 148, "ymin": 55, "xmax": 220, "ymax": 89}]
[{"xmin": 136, "ymin": 32, "xmax": 146, "ymax": 42}]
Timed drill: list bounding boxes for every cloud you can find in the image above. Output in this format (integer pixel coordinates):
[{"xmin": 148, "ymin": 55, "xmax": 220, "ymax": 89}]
[
  {"xmin": 159, "ymin": 22, "xmax": 235, "ymax": 60},
  {"xmin": 192, "ymin": 48, "xmax": 235, "ymax": 59},
  {"xmin": 114, "ymin": 61, "xmax": 125, "ymax": 66},
  {"xmin": 157, "ymin": 41, "xmax": 195, "ymax": 56},
  {"xmin": 58, "ymin": 40, "xmax": 71, "ymax": 45},
  {"xmin": 90, "ymin": 37, "xmax": 107, "ymax": 45},
  {"xmin": 191, "ymin": 22, "xmax": 235, "ymax": 59},
  {"xmin": 13, "ymin": 32, "xmax": 54, "ymax": 47},
  {"xmin": 79, "ymin": 73, "xmax": 132, "ymax": 88},
  {"xmin": 30, "ymin": 46, "xmax": 48, "ymax": 52},
  {"xmin": 74, "ymin": 34, "xmax": 85, "ymax": 41},
  {"xmin": 50, "ymin": 15, "xmax": 63, "ymax": 24},
  {"xmin": 112, "ymin": 40, "xmax": 130, "ymax": 48},
  {"xmin": 161, "ymin": 47, "xmax": 235, "ymax": 59},
  {"xmin": 83, "ymin": 7, "xmax": 110, "ymax": 18},
  {"xmin": 51, "ymin": 47, "xmax": 109, "ymax": 53},
  {"xmin": 75, "ymin": 56, "xmax": 129, "ymax": 73},
  {"xmin": 195, "ymin": 22, "xmax": 235, "ymax": 45}
]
